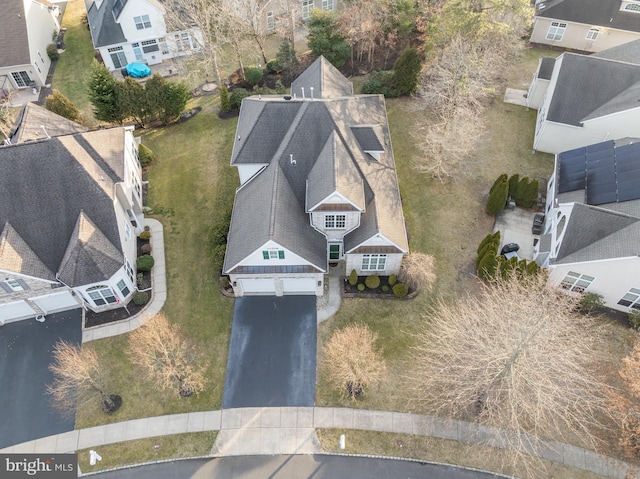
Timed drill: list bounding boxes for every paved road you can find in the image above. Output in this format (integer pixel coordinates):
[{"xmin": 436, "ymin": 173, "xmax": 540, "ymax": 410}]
[
  {"xmin": 92, "ymin": 455, "xmax": 508, "ymax": 479},
  {"xmin": 223, "ymin": 296, "xmax": 317, "ymax": 408},
  {"xmin": 0, "ymin": 309, "xmax": 82, "ymax": 448}
]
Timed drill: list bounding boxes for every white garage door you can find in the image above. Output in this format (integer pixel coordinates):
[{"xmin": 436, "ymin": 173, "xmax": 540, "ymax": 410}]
[
  {"xmin": 0, "ymin": 301, "xmax": 37, "ymax": 325},
  {"xmin": 31, "ymin": 291, "xmax": 80, "ymax": 314},
  {"xmin": 240, "ymin": 278, "xmax": 276, "ymax": 294},
  {"xmin": 281, "ymin": 278, "xmax": 317, "ymax": 294}
]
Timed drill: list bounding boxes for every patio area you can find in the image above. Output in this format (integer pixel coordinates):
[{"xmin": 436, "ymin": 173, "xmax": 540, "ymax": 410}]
[{"xmin": 493, "ymin": 206, "xmax": 543, "ymax": 261}]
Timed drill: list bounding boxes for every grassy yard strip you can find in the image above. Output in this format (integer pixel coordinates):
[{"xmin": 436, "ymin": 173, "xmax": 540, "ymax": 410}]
[
  {"xmin": 317, "ymin": 429, "xmax": 607, "ymax": 479},
  {"xmin": 52, "ymin": 0, "xmax": 96, "ymax": 124},
  {"xmin": 77, "ymin": 431, "xmax": 216, "ymax": 473},
  {"xmin": 75, "ymin": 94, "xmax": 238, "ymax": 429}
]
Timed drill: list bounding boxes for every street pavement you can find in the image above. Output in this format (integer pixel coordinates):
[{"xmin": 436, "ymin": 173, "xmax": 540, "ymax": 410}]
[{"xmin": 89, "ymin": 455, "xmax": 508, "ymax": 479}]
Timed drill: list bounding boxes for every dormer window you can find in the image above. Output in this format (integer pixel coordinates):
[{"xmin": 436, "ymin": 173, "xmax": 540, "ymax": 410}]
[
  {"xmin": 4, "ymin": 279, "xmax": 26, "ymax": 291},
  {"xmin": 325, "ymin": 214, "xmax": 346, "ymax": 229}
]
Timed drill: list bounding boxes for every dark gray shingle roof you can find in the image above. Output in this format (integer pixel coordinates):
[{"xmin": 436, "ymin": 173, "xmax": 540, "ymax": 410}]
[
  {"xmin": 536, "ymin": 0, "xmax": 640, "ymax": 34},
  {"xmin": 547, "ymin": 53, "xmax": 640, "ymax": 125},
  {"xmin": 538, "ymin": 57, "xmax": 556, "ymax": 80},
  {"xmin": 0, "ymin": 0, "xmax": 31, "ymax": 67},
  {"xmin": 555, "ymin": 203, "xmax": 640, "ymax": 263},
  {"xmin": 0, "ymin": 222, "xmax": 55, "ymax": 280},
  {"xmin": 224, "ymin": 63, "xmax": 409, "ymax": 273},
  {"xmin": 592, "ymin": 39, "xmax": 640, "ymax": 62},
  {"xmin": 87, "ymin": 0, "xmax": 126, "ymax": 48},
  {"xmin": 291, "ymin": 56, "xmax": 353, "ymax": 99},
  {"xmin": 0, "ymin": 130, "xmax": 124, "ymax": 280}
]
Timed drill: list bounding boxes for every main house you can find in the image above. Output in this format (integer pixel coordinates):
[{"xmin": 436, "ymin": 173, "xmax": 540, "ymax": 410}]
[
  {"xmin": 85, "ymin": 0, "xmax": 202, "ymax": 72},
  {"xmin": 533, "ymin": 138, "xmax": 640, "ymax": 313},
  {"xmin": 223, "ymin": 56, "xmax": 409, "ymax": 297},
  {"xmin": 527, "ymin": 39, "xmax": 640, "ymax": 154},
  {"xmin": 0, "ymin": 0, "xmax": 65, "ymax": 93},
  {"xmin": 530, "ymin": 0, "xmax": 640, "ymax": 53},
  {"xmin": 0, "ymin": 104, "xmax": 145, "ymax": 324}
]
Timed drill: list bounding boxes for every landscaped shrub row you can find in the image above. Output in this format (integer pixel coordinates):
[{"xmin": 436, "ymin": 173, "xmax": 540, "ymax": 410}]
[
  {"xmin": 348, "ymin": 271, "xmax": 409, "ymax": 297},
  {"xmin": 486, "ymin": 173, "xmax": 539, "ymax": 215},
  {"xmin": 476, "ymin": 231, "xmax": 539, "ymax": 280}
]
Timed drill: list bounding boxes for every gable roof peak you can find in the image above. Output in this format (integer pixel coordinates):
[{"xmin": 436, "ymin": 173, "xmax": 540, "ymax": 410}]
[{"xmin": 291, "ymin": 56, "xmax": 353, "ymax": 100}]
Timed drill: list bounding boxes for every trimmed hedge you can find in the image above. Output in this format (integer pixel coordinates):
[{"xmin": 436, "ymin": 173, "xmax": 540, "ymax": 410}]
[
  {"xmin": 348, "ymin": 270, "xmax": 358, "ymax": 286},
  {"xmin": 136, "ymin": 254, "xmax": 155, "ymax": 272},
  {"xmin": 139, "ymin": 230, "xmax": 151, "ymax": 241},
  {"xmin": 133, "ymin": 291, "xmax": 149, "ymax": 306},
  {"xmin": 365, "ymin": 275, "xmax": 380, "ymax": 289},
  {"xmin": 392, "ymin": 283, "xmax": 408, "ymax": 297}
]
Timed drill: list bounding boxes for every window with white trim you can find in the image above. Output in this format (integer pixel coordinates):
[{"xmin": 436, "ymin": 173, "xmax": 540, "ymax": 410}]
[
  {"xmin": 624, "ymin": 3, "xmax": 640, "ymax": 12},
  {"xmin": 322, "ymin": 0, "xmax": 334, "ymax": 10},
  {"xmin": 302, "ymin": 0, "xmax": 313, "ymax": 20},
  {"xmin": 11, "ymin": 71, "xmax": 31, "ymax": 88},
  {"xmin": 262, "ymin": 250, "xmax": 285, "ymax": 259},
  {"xmin": 125, "ymin": 260, "xmax": 135, "ymax": 283},
  {"xmin": 87, "ymin": 285, "xmax": 117, "ymax": 306},
  {"xmin": 266, "ymin": 11, "xmax": 275, "ymax": 31},
  {"xmin": 117, "ymin": 279, "xmax": 131, "ymax": 297},
  {"xmin": 325, "ymin": 214, "xmax": 346, "ymax": 229},
  {"xmin": 134, "ymin": 15, "xmax": 152, "ymax": 30},
  {"xmin": 362, "ymin": 254, "xmax": 387, "ymax": 271},
  {"xmin": 159, "ymin": 37, "xmax": 169, "ymax": 55},
  {"xmin": 618, "ymin": 288, "xmax": 640, "ymax": 310},
  {"xmin": 546, "ymin": 22, "xmax": 567, "ymax": 41},
  {"xmin": 124, "ymin": 221, "xmax": 132, "ymax": 240},
  {"xmin": 132, "ymin": 42, "xmax": 143, "ymax": 61},
  {"xmin": 560, "ymin": 271, "xmax": 594, "ymax": 293},
  {"xmin": 586, "ymin": 28, "xmax": 599, "ymax": 41}
]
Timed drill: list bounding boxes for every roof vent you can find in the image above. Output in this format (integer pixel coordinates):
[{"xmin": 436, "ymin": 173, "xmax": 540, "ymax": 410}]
[
  {"xmin": 310, "ymin": 87, "xmax": 314, "ymax": 100},
  {"xmin": 284, "ymin": 95, "xmax": 292, "ymax": 100},
  {"xmin": 290, "ymin": 154, "xmax": 296, "ymax": 165}
]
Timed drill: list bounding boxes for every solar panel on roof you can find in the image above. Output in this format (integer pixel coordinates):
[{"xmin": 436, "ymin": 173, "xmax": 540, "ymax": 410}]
[
  {"xmin": 586, "ymin": 151, "xmax": 614, "ymax": 164},
  {"xmin": 586, "ymin": 140, "xmax": 615, "ymax": 153},
  {"xmin": 588, "ymin": 190, "xmax": 618, "ymax": 205},
  {"xmin": 560, "ymin": 148, "xmax": 585, "ymax": 160},
  {"xmin": 618, "ymin": 188, "xmax": 640, "ymax": 202}
]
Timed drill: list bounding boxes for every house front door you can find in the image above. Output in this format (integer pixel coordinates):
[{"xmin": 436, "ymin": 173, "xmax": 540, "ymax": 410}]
[{"xmin": 329, "ymin": 243, "xmax": 341, "ymax": 261}]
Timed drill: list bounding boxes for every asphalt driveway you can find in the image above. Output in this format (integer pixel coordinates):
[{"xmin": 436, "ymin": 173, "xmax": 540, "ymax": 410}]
[
  {"xmin": 0, "ymin": 309, "xmax": 82, "ymax": 449},
  {"xmin": 223, "ymin": 296, "xmax": 317, "ymax": 409}
]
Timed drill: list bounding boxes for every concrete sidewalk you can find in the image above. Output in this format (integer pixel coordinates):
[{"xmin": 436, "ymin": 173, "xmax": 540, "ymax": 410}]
[
  {"xmin": 1, "ymin": 407, "xmax": 632, "ymax": 479},
  {"xmin": 82, "ymin": 219, "xmax": 167, "ymax": 343}
]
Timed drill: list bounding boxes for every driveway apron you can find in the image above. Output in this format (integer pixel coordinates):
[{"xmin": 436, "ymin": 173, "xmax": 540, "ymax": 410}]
[
  {"xmin": 0, "ymin": 309, "xmax": 82, "ymax": 449},
  {"xmin": 223, "ymin": 296, "xmax": 317, "ymax": 408}
]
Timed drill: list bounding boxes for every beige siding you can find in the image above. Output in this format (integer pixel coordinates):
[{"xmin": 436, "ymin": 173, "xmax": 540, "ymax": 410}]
[
  {"xmin": 345, "ymin": 253, "xmax": 403, "ymax": 276},
  {"xmin": 310, "ymin": 211, "xmax": 359, "ymax": 241},
  {"xmin": 531, "ymin": 18, "xmax": 640, "ymax": 53}
]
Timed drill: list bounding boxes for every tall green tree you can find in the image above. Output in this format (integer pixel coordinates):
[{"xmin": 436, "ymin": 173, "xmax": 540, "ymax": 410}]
[
  {"xmin": 391, "ymin": 48, "xmax": 422, "ymax": 96},
  {"xmin": 119, "ymin": 78, "xmax": 147, "ymax": 127},
  {"xmin": 45, "ymin": 89, "xmax": 82, "ymax": 124},
  {"xmin": 159, "ymin": 81, "xmax": 190, "ymax": 125},
  {"xmin": 307, "ymin": 9, "xmax": 350, "ymax": 68},
  {"xmin": 87, "ymin": 60, "xmax": 125, "ymax": 123}
]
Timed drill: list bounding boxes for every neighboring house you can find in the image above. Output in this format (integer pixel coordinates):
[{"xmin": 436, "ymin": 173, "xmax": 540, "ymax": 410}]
[
  {"xmin": 223, "ymin": 56, "xmax": 409, "ymax": 297},
  {"xmin": 533, "ymin": 138, "xmax": 640, "ymax": 313},
  {"xmin": 261, "ymin": 0, "xmax": 337, "ymax": 32},
  {"xmin": 530, "ymin": 0, "xmax": 640, "ymax": 53},
  {"xmin": 0, "ymin": 105, "xmax": 145, "ymax": 324},
  {"xmin": 85, "ymin": 0, "xmax": 203, "ymax": 71},
  {"xmin": 528, "ymin": 39, "xmax": 640, "ymax": 154},
  {"xmin": 0, "ymin": 0, "xmax": 66, "ymax": 93}
]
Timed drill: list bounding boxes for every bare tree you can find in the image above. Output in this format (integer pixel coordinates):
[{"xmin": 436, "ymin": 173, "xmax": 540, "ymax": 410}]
[
  {"xmin": 128, "ymin": 313, "xmax": 207, "ymax": 397},
  {"xmin": 225, "ymin": 0, "xmax": 272, "ymax": 65},
  {"xmin": 0, "ymin": 96, "xmax": 15, "ymax": 141},
  {"xmin": 323, "ymin": 324, "xmax": 386, "ymax": 400},
  {"xmin": 406, "ymin": 273, "xmax": 612, "ymax": 476},
  {"xmin": 47, "ymin": 341, "xmax": 121, "ymax": 416},
  {"xmin": 162, "ymin": 0, "xmax": 225, "ymax": 85},
  {"xmin": 398, "ymin": 252, "xmax": 437, "ymax": 292},
  {"xmin": 608, "ymin": 338, "xmax": 640, "ymax": 458}
]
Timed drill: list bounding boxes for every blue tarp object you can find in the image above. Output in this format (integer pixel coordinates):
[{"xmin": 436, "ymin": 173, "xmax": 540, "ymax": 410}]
[{"xmin": 125, "ymin": 62, "xmax": 151, "ymax": 78}]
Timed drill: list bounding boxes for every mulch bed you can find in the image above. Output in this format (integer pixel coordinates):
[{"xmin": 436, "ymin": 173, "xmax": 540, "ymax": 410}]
[{"xmin": 83, "ymin": 238, "xmax": 153, "ymax": 328}]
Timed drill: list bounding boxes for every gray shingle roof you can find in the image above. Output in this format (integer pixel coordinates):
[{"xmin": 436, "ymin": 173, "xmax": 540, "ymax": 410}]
[
  {"xmin": 224, "ymin": 62, "xmax": 409, "ymax": 273},
  {"xmin": 306, "ymin": 131, "xmax": 366, "ymax": 211},
  {"xmin": 0, "ymin": 0, "xmax": 31, "ymax": 67},
  {"xmin": 351, "ymin": 126, "xmax": 384, "ymax": 152},
  {"xmin": 87, "ymin": 0, "xmax": 126, "ymax": 49},
  {"xmin": 10, "ymin": 103, "xmax": 88, "ymax": 144},
  {"xmin": 535, "ymin": 0, "xmax": 640, "ymax": 34},
  {"xmin": 592, "ymin": 39, "xmax": 640, "ymax": 62},
  {"xmin": 0, "ymin": 222, "xmax": 54, "ymax": 280},
  {"xmin": 538, "ymin": 57, "xmax": 556, "ymax": 80},
  {"xmin": 291, "ymin": 56, "xmax": 353, "ymax": 99},
  {"xmin": 58, "ymin": 211, "xmax": 123, "ymax": 286},
  {"xmin": 0, "ymin": 129, "xmax": 125, "ymax": 282},
  {"xmin": 554, "ymin": 203, "xmax": 640, "ymax": 264},
  {"xmin": 547, "ymin": 53, "xmax": 640, "ymax": 125}
]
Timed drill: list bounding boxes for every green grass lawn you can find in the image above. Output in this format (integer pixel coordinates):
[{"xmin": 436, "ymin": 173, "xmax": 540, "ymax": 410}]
[
  {"xmin": 52, "ymin": 0, "xmax": 96, "ymax": 125},
  {"xmin": 77, "ymin": 432, "xmax": 216, "ymax": 473}
]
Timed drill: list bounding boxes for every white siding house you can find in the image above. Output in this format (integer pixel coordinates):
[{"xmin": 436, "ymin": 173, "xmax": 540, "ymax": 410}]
[{"xmin": 224, "ymin": 57, "xmax": 409, "ymax": 297}]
